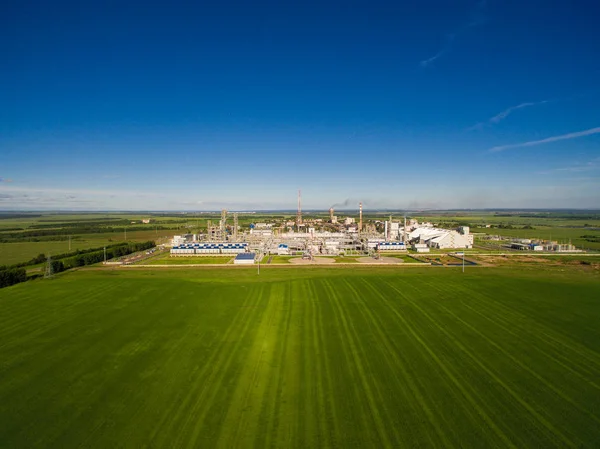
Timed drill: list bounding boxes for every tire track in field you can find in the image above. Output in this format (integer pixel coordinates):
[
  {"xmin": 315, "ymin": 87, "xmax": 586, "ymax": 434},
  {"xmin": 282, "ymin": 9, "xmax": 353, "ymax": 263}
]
[
  {"xmin": 0, "ymin": 279, "xmax": 128, "ymax": 351},
  {"xmin": 434, "ymin": 296, "xmax": 600, "ymax": 435},
  {"xmin": 1, "ymin": 282, "xmax": 166, "ymax": 447},
  {"xmin": 441, "ymin": 278, "xmax": 600, "ymax": 386},
  {"xmin": 214, "ymin": 283, "xmax": 284, "ymax": 449},
  {"xmin": 458, "ymin": 281, "xmax": 600, "ymax": 377},
  {"xmin": 155, "ymin": 285, "xmax": 266, "ymax": 448},
  {"xmin": 382, "ymin": 279, "xmax": 577, "ymax": 449},
  {"xmin": 0, "ymin": 280, "xmax": 152, "ymax": 411},
  {"xmin": 348, "ymin": 277, "xmax": 452, "ymax": 448},
  {"xmin": 422, "ymin": 277, "xmax": 600, "ymax": 385},
  {"xmin": 321, "ymin": 278, "xmax": 394, "ymax": 448},
  {"xmin": 308, "ymin": 278, "xmax": 343, "ymax": 447},
  {"xmin": 273, "ymin": 281, "xmax": 303, "ymax": 448},
  {"xmin": 366, "ymin": 277, "xmax": 518, "ymax": 448},
  {"xmin": 257, "ymin": 283, "xmax": 293, "ymax": 448}
]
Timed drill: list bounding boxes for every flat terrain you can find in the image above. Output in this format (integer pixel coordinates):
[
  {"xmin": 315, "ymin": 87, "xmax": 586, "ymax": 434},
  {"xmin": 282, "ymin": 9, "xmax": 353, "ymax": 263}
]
[{"xmin": 1, "ymin": 266, "xmax": 599, "ymax": 447}]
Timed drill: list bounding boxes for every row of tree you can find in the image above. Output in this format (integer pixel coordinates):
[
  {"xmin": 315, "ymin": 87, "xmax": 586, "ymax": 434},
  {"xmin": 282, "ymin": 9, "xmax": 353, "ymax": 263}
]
[
  {"xmin": 1, "ymin": 242, "xmax": 146, "ymax": 271},
  {"xmin": 0, "ymin": 268, "xmax": 27, "ymax": 288},
  {"xmin": 58, "ymin": 241, "xmax": 155, "ymax": 270},
  {"xmin": 0, "ymin": 241, "xmax": 155, "ymax": 289}
]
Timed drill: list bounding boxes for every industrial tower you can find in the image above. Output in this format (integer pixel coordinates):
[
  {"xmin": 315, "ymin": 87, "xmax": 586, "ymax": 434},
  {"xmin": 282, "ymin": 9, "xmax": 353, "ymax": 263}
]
[
  {"xmin": 220, "ymin": 209, "xmax": 228, "ymax": 239},
  {"xmin": 359, "ymin": 202, "xmax": 363, "ymax": 233}
]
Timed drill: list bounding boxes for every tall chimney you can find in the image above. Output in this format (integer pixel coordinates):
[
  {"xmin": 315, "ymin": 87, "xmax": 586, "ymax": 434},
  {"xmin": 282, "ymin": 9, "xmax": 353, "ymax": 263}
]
[
  {"xmin": 359, "ymin": 202, "xmax": 363, "ymax": 233},
  {"xmin": 329, "ymin": 207, "xmax": 334, "ymax": 222}
]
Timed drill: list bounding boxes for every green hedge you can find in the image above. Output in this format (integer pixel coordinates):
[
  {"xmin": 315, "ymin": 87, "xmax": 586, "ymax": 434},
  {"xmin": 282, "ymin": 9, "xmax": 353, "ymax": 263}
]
[{"xmin": 0, "ymin": 268, "xmax": 27, "ymax": 288}]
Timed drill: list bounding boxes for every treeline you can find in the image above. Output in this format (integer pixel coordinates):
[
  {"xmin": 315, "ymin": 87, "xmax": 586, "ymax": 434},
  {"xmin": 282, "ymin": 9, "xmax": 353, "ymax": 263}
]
[
  {"xmin": 495, "ymin": 213, "xmax": 600, "ymax": 220},
  {"xmin": 38, "ymin": 217, "xmax": 126, "ymax": 223},
  {"xmin": 581, "ymin": 235, "xmax": 600, "ymax": 243},
  {"xmin": 0, "ymin": 214, "xmax": 41, "ymax": 219},
  {"xmin": 0, "ymin": 268, "xmax": 27, "ymax": 288},
  {"xmin": 2, "ymin": 243, "xmax": 134, "ymax": 270},
  {"xmin": 0, "ymin": 226, "xmax": 172, "ymax": 242},
  {"xmin": 29, "ymin": 219, "xmax": 131, "ymax": 229},
  {"xmin": 58, "ymin": 241, "xmax": 155, "ymax": 270},
  {"xmin": 0, "ymin": 241, "xmax": 155, "ymax": 289}
]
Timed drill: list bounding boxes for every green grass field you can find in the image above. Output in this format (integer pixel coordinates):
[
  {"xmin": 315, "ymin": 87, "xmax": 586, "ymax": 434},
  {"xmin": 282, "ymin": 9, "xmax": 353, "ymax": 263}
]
[
  {"xmin": 267, "ymin": 255, "xmax": 292, "ymax": 264},
  {"xmin": 1, "ymin": 266, "xmax": 599, "ymax": 448}
]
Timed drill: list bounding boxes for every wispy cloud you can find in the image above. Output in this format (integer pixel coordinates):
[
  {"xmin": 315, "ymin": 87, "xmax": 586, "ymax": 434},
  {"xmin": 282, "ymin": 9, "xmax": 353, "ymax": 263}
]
[
  {"xmin": 420, "ymin": 1, "xmax": 487, "ymax": 68},
  {"xmin": 489, "ymin": 100, "xmax": 550, "ymax": 123},
  {"xmin": 420, "ymin": 35, "xmax": 455, "ymax": 68},
  {"xmin": 0, "ymin": 177, "xmax": 13, "ymax": 183},
  {"xmin": 489, "ymin": 126, "xmax": 600, "ymax": 152},
  {"xmin": 537, "ymin": 157, "xmax": 600, "ymax": 175},
  {"xmin": 469, "ymin": 100, "xmax": 550, "ymax": 130}
]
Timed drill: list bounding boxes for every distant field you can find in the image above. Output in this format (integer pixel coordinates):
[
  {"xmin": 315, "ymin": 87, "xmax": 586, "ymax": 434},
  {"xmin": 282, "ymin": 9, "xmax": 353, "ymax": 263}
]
[
  {"xmin": 473, "ymin": 226, "xmax": 600, "ymax": 251},
  {"xmin": 1, "ymin": 267, "xmax": 599, "ymax": 447}
]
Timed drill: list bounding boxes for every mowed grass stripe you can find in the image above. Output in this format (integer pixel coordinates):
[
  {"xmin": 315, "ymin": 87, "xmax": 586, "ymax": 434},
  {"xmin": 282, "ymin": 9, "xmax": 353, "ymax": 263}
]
[
  {"xmin": 363, "ymin": 277, "xmax": 518, "ymax": 448},
  {"xmin": 342, "ymin": 277, "xmax": 448, "ymax": 448},
  {"xmin": 152, "ymin": 284, "xmax": 267, "ymax": 448},
  {"xmin": 0, "ymin": 277, "xmax": 127, "ymax": 350},
  {"xmin": 355, "ymin": 277, "xmax": 517, "ymax": 448},
  {"xmin": 438, "ymin": 278, "xmax": 600, "ymax": 399},
  {"xmin": 1, "ymin": 279, "xmax": 187, "ymax": 447},
  {"xmin": 320, "ymin": 278, "xmax": 395, "ymax": 448},
  {"xmin": 214, "ymin": 283, "xmax": 286, "ymax": 449},
  {"xmin": 383, "ymin": 278, "xmax": 579, "ymax": 448},
  {"xmin": 465, "ymin": 280, "xmax": 600, "ymax": 377},
  {"xmin": 434, "ymin": 291, "xmax": 600, "ymax": 436},
  {"xmin": 306, "ymin": 278, "xmax": 340, "ymax": 447}
]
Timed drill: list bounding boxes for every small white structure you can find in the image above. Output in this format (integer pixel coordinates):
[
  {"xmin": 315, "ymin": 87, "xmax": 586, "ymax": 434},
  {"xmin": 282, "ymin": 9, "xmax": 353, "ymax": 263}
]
[
  {"xmin": 413, "ymin": 243, "xmax": 430, "ymax": 253},
  {"xmin": 277, "ymin": 244, "xmax": 289, "ymax": 255}
]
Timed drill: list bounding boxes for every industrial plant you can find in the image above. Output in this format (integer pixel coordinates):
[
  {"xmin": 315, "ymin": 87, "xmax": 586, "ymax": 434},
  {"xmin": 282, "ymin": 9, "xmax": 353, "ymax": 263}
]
[{"xmin": 168, "ymin": 191, "xmax": 480, "ymax": 261}]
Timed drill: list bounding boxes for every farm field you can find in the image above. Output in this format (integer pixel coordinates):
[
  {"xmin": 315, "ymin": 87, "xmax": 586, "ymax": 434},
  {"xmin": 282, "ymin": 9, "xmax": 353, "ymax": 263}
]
[{"xmin": 1, "ymin": 267, "xmax": 599, "ymax": 448}]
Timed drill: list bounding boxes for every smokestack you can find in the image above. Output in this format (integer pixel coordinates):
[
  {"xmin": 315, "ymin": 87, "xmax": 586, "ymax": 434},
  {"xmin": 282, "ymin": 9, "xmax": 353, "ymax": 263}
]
[
  {"xmin": 359, "ymin": 202, "xmax": 363, "ymax": 233},
  {"xmin": 329, "ymin": 207, "xmax": 334, "ymax": 222}
]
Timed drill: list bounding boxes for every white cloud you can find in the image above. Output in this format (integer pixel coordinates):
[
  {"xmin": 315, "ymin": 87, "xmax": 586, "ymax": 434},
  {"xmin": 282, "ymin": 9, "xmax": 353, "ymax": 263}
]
[{"xmin": 488, "ymin": 126, "xmax": 600, "ymax": 152}]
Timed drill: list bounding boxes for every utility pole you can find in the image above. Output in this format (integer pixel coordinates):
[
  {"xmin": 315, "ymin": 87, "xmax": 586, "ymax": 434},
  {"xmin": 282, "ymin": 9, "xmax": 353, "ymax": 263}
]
[
  {"xmin": 104, "ymin": 247, "xmax": 107, "ymax": 264},
  {"xmin": 45, "ymin": 254, "xmax": 54, "ymax": 279},
  {"xmin": 124, "ymin": 228, "xmax": 127, "ymax": 241},
  {"xmin": 68, "ymin": 235, "xmax": 71, "ymax": 251},
  {"xmin": 462, "ymin": 251, "xmax": 465, "ymax": 273}
]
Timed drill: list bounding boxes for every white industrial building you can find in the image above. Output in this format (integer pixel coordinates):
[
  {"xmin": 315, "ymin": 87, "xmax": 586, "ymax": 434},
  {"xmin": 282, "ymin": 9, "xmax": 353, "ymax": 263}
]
[
  {"xmin": 409, "ymin": 226, "xmax": 473, "ymax": 249},
  {"xmin": 171, "ymin": 242, "xmax": 249, "ymax": 255}
]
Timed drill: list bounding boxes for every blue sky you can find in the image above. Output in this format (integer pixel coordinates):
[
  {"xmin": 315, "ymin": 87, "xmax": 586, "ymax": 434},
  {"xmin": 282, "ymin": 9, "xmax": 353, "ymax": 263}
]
[{"xmin": 1, "ymin": 0, "xmax": 599, "ymax": 210}]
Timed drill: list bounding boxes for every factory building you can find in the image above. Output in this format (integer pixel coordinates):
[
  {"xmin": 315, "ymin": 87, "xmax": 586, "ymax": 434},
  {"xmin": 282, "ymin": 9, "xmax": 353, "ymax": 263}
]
[
  {"xmin": 171, "ymin": 242, "xmax": 249, "ymax": 255},
  {"xmin": 409, "ymin": 227, "xmax": 473, "ymax": 249},
  {"xmin": 378, "ymin": 242, "xmax": 407, "ymax": 251}
]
